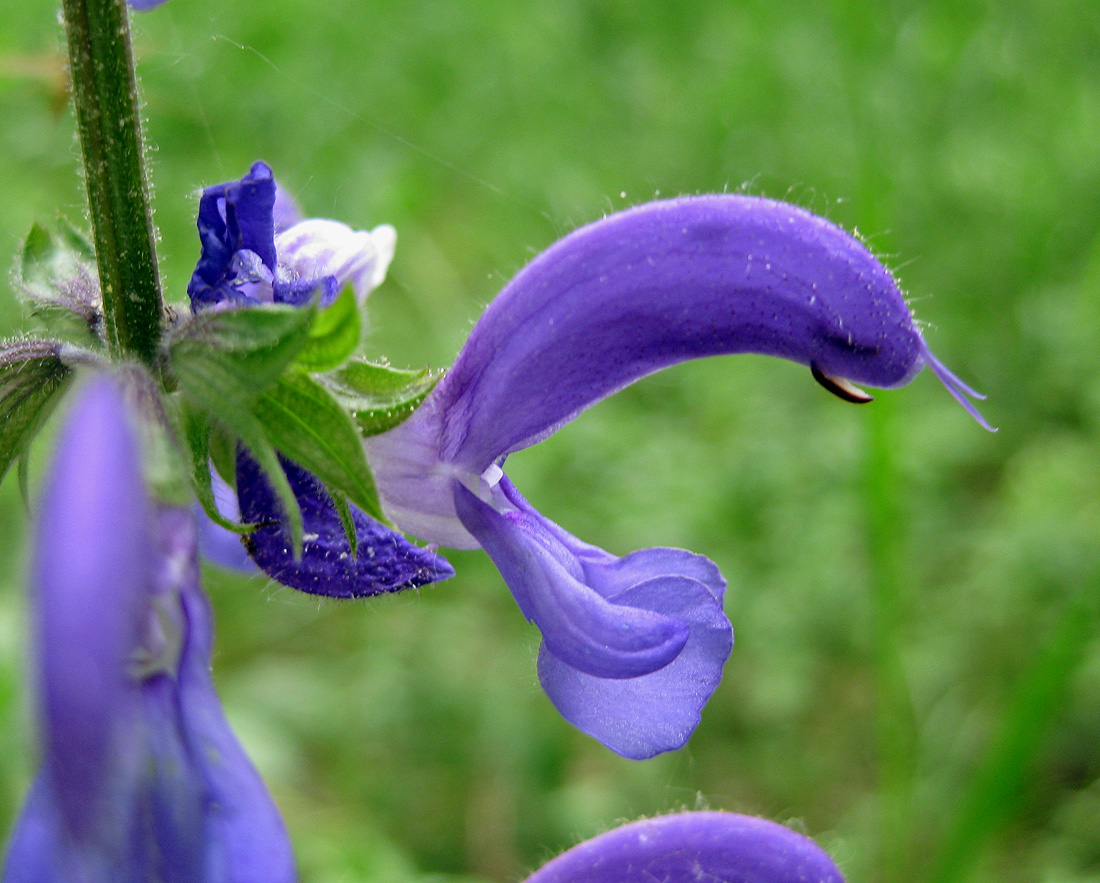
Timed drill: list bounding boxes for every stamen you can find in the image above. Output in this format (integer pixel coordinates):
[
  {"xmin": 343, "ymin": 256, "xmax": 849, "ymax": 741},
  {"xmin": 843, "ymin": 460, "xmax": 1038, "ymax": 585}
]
[{"xmin": 921, "ymin": 344, "xmax": 996, "ymax": 432}]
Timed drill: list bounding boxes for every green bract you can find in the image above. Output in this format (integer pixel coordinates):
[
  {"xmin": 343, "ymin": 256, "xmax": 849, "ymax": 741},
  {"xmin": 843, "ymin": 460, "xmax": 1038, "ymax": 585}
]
[{"xmin": 162, "ymin": 295, "xmax": 438, "ymax": 557}]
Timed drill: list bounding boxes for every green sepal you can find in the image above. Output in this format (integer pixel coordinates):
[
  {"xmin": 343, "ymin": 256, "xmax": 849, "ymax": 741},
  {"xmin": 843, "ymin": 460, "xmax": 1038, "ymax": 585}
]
[
  {"xmin": 294, "ymin": 286, "xmax": 362, "ymax": 372},
  {"xmin": 254, "ymin": 370, "xmax": 385, "ymax": 523},
  {"xmin": 168, "ymin": 307, "xmax": 311, "ymax": 555},
  {"xmin": 175, "ymin": 398, "xmax": 251, "ymax": 534},
  {"xmin": 212, "ymin": 402, "xmax": 304, "ymax": 558},
  {"xmin": 323, "ymin": 359, "xmax": 440, "ymax": 437},
  {"xmin": 328, "ymin": 486, "xmax": 359, "ymax": 559},
  {"xmin": 166, "ymin": 303, "xmax": 316, "ymax": 410},
  {"xmin": 0, "ymin": 340, "xmax": 73, "ymax": 488},
  {"xmin": 208, "ymin": 420, "xmax": 239, "ymax": 491}
]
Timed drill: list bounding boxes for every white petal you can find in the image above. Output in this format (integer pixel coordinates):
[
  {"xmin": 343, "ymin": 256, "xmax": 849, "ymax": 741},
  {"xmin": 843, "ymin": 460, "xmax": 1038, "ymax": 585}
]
[{"xmin": 275, "ymin": 218, "xmax": 397, "ymax": 303}]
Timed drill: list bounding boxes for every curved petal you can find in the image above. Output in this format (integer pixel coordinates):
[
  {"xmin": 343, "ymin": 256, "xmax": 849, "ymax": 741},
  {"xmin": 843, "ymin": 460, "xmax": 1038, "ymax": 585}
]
[
  {"xmin": 497, "ymin": 477, "xmax": 727, "ymax": 604},
  {"xmin": 538, "ymin": 572, "xmax": 731, "ymax": 759},
  {"xmin": 583, "ymin": 546, "xmax": 727, "ymax": 602},
  {"xmin": 236, "ymin": 450, "xmax": 454, "ymax": 597},
  {"xmin": 32, "ymin": 376, "xmax": 150, "ymax": 842},
  {"xmin": 370, "ymin": 195, "xmax": 984, "ymax": 546},
  {"xmin": 522, "ymin": 812, "xmax": 844, "ymax": 883},
  {"xmin": 121, "ymin": 506, "xmax": 298, "ymax": 883},
  {"xmin": 426, "ymin": 196, "xmax": 924, "ymax": 471},
  {"xmin": 138, "ymin": 671, "xmax": 209, "ymax": 883},
  {"xmin": 455, "ymin": 483, "xmax": 690, "ymax": 680}
]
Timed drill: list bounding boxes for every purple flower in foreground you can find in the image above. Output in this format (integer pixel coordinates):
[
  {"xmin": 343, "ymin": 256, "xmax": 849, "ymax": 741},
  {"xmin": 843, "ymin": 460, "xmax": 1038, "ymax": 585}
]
[
  {"xmin": 363, "ymin": 195, "xmax": 990, "ymax": 757},
  {"xmin": 187, "ymin": 161, "xmax": 395, "ymax": 311},
  {"xmin": 522, "ymin": 812, "xmax": 844, "ymax": 883},
  {"xmin": 2, "ymin": 377, "xmax": 294, "ymax": 883}
]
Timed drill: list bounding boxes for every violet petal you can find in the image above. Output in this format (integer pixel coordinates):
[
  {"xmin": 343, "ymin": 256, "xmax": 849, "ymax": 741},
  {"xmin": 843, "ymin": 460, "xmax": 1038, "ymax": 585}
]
[
  {"xmin": 368, "ymin": 195, "xmax": 986, "ymax": 547},
  {"xmin": 537, "ymin": 573, "xmax": 732, "ymax": 759},
  {"xmin": 455, "ymin": 483, "xmax": 690, "ymax": 680},
  {"xmin": 236, "ymin": 450, "xmax": 454, "ymax": 597},
  {"xmin": 31, "ymin": 376, "xmax": 149, "ymax": 842},
  {"xmin": 165, "ymin": 509, "xmax": 296, "ymax": 883},
  {"xmin": 430, "ymin": 195, "xmax": 925, "ymax": 473},
  {"xmin": 187, "ymin": 162, "xmax": 277, "ymax": 310},
  {"xmin": 453, "ymin": 474, "xmax": 731, "ymax": 755},
  {"xmin": 522, "ymin": 812, "xmax": 844, "ymax": 883}
]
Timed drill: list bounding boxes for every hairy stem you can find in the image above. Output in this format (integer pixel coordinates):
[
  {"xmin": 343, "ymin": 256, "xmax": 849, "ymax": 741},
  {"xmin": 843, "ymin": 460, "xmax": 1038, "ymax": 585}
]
[{"xmin": 61, "ymin": 0, "xmax": 163, "ymax": 364}]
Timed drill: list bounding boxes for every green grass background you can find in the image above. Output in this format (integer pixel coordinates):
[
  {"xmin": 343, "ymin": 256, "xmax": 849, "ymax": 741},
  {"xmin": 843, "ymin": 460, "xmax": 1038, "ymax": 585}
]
[{"xmin": 2, "ymin": 1, "xmax": 1099, "ymax": 881}]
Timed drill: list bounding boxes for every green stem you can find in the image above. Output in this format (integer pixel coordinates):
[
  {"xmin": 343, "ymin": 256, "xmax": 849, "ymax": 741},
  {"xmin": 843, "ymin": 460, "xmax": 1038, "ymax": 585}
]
[{"xmin": 61, "ymin": 0, "xmax": 164, "ymax": 364}]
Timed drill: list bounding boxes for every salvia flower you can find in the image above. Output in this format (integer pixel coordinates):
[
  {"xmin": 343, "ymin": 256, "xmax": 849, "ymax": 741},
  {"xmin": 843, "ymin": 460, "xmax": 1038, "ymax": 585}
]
[
  {"xmin": 196, "ymin": 165, "xmax": 987, "ymax": 757},
  {"xmin": 521, "ymin": 812, "xmax": 844, "ymax": 883},
  {"xmin": 2, "ymin": 376, "xmax": 295, "ymax": 883},
  {"xmin": 186, "ymin": 161, "xmax": 395, "ymax": 311},
  {"xmin": 363, "ymin": 195, "xmax": 990, "ymax": 757}
]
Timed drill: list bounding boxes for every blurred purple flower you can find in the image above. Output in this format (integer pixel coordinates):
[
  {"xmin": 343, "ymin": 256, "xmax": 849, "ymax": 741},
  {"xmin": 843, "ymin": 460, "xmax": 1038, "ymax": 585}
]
[
  {"xmin": 187, "ymin": 161, "xmax": 395, "ymax": 311},
  {"xmin": 365, "ymin": 195, "xmax": 989, "ymax": 757},
  {"xmin": 2, "ymin": 377, "xmax": 295, "ymax": 883},
  {"xmin": 129, "ymin": 0, "xmax": 170, "ymax": 9},
  {"xmin": 522, "ymin": 812, "xmax": 844, "ymax": 883}
]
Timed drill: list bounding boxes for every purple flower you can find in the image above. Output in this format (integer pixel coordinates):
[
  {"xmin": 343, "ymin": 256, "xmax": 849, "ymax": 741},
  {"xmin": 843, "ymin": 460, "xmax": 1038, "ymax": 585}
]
[
  {"xmin": 187, "ymin": 161, "xmax": 395, "ymax": 311},
  {"xmin": 186, "ymin": 163, "xmax": 452, "ymax": 598},
  {"xmin": 235, "ymin": 450, "xmax": 454, "ymax": 598},
  {"xmin": 2, "ymin": 377, "xmax": 295, "ymax": 883},
  {"xmin": 129, "ymin": 0, "xmax": 170, "ymax": 9},
  {"xmin": 521, "ymin": 812, "xmax": 844, "ymax": 883},
  {"xmin": 364, "ymin": 195, "xmax": 989, "ymax": 757}
]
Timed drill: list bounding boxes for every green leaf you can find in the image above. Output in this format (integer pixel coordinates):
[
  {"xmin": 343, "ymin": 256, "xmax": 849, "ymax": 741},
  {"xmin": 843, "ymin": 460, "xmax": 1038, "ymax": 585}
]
[
  {"xmin": 294, "ymin": 286, "xmax": 362, "ymax": 372},
  {"xmin": 168, "ymin": 304, "xmax": 316, "ymax": 413},
  {"xmin": 323, "ymin": 359, "xmax": 440, "ymax": 437},
  {"xmin": 169, "ymin": 309, "xmax": 310, "ymax": 555},
  {"xmin": 56, "ymin": 217, "xmax": 96, "ymax": 261},
  {"xmin": 254, "ymin": 370, "xmax": 385, "ymax": 522},
  {"xmin": 0, "ymin": 341, "xmax": 72, "ymax": 487}
]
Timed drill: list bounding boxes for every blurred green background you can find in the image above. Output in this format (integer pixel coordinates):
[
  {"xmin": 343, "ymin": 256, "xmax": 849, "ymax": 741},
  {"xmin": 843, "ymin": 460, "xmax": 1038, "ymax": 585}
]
[{"xmin": 2, "ymin": 0, "xmax": 1099, "ymax": 881}]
